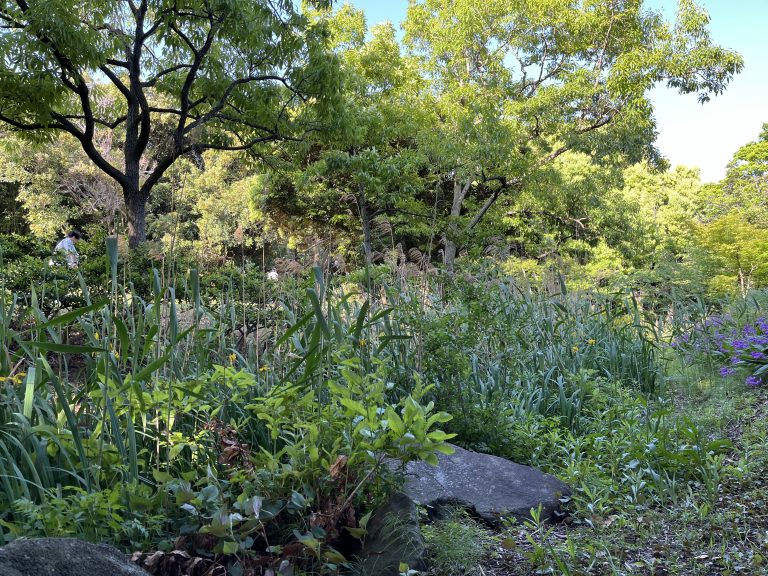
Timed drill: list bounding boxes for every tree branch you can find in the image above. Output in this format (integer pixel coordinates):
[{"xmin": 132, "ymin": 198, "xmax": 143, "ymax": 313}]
[
  {"xmin": 0, "ymin": 113, "xmax": 64, "ymax": 131},
  {"xmin": 141, "ymin": 63, "xmax": 193, "ymax": 87}
]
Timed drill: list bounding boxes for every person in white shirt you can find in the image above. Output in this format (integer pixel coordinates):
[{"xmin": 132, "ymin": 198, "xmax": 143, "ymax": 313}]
[{"xmin": 52, "ymin": 230, "xmax": 81, "ymax": 268}]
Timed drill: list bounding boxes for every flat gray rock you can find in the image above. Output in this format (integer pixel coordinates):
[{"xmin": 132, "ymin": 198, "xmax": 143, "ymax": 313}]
[
  {"xmin": 358, "ymin": 492, "xmax": 428, "ymax": 576},
  {"xmin": 0, "ymin": 538, "xmax": 149, "ymax": 576},
  {"xmin": 397, "ymin": 444, "xmax": 570, "ymax": 525}
]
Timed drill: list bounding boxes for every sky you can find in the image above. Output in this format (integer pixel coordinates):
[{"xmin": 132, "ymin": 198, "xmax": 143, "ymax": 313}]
[{"xmin": 347, "ymin": 0, "xmax": 768, "ymax": 183}]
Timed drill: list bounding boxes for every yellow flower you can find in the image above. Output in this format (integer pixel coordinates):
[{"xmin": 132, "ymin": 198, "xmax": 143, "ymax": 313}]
[
  {"xmin": 571, "ymin": 345, "xmax": 579, "ymax": 353},
  {"xmin": 259, "ymin": 365, "xmax": 269, "ymax": 373},
  {"xmin": 114, "ymin": 351, "xmax": 120, "ymax": 360},
  {"xmin": 588, "ymin": 339, "xmax": 596, "ymax": 345},
  {"xmin": 359, "ymin": 338, "xmax": 367, "ymax": 347},
  {"xmin": 94, "ymin": 332, "xmax": 101, "ymax": 341},
  {"xmin": 228, "ymin": 353, "xmax": 237, "ymax": 365}
]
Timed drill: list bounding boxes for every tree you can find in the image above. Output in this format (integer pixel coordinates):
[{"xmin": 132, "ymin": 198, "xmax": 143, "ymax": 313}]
[
  {"xmin": 616, "ymin": 163, "xmax": 704, "ymax": 265},
  {"xmin": 403, "ymin": 0, "xmax": 743, "ymax": 271},
  {"xmin": 0, "ymin": 0, "xmax": 338, "ymax": 246},
  {"xmin": 261, "ymin": 7, "xmax": 434, "ymax": 266},
  {"xmin": 703, "ymin": 123, "xmax": 768, "ymax": 225},
  {"xmin": 189, "ymin": 151, "xmax": 266, "ymax": 256},
  {"xmin": 0, "ymin": 131, "xmax": 124, "ymax": 238},
  {"xmin": 501, "ymin": 152, "xmax": 625, "ymax": 263},
  {"xmin": 696, "ymin": 211, "xmax": 768, "ymax": 296}
]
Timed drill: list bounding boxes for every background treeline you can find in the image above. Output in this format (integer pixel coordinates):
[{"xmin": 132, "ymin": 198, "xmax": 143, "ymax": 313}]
[{"xmin": 0, "ymin": 3, "xmax": 762, "ymax": 299}]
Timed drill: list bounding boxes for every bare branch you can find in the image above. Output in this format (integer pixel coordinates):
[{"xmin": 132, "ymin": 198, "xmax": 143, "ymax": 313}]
[
  {"xmin": 63, "ymin": 114, "xmax": 128, "ymax": 129},
  {"xmin": 99, "ymin": 64, "xmax": 133, "ymax": 101},
  {"xmin": 141, "ymin": 63, "xmax": 193, "ymax": 87},
  {"xmin": 193, "ymin": 133, "xmax": 285, "ymax": 151},
  {"xmin": 0, "ymin": 113, "xmax": 64, "ymax": 131}
]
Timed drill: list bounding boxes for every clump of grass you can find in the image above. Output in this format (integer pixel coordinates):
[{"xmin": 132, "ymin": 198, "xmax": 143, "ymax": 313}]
[{"xmin": 421, "ymin": 509, "xmax": 495, "ymax": 576}]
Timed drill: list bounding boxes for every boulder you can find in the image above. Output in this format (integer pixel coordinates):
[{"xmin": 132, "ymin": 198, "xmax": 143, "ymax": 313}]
[
  {"xmin": 358, "ymin": 492, "xmax": 428, "ymax": 576},
  {"xmin": 396, "ymin": 444, "xmax": 570, "ymax": 525},
  {"xmin": 0, "ymin": 538, "xmax": 149, "ymax": 576}
]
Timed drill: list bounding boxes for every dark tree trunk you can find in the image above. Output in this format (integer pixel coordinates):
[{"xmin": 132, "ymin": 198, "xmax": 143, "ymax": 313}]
[{"xmin": 124, "ymin": 186, "xmax": 148, "ymax": 248}]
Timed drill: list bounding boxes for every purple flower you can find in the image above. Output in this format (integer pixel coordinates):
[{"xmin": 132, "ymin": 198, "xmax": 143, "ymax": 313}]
[
  {"xmin": 720, "ymin": 367, "xmax": 736, "ymax": 377},
  {"xmin": 731, "ymin": 355, "xmax": 743, "ymax": 365},
  {"xmin": 732, "ymin": 339, "xmax": 748, "ymax": 350},
  {"xmin": 746, "ymin": 375, "xmax": 762, "ymax": 387},
  {"xmin": 751, "ymin": 351, "xmax": 766, "ymax": 360}
]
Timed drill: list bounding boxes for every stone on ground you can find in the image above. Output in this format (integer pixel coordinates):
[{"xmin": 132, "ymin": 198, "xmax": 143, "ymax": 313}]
[
  {"xmin": 358, "ymin": 492, "xmax": 428, "ymax": 576},
  {"xmin": 397, "ymin": 443, "xmax": 570, "ymax": 525},
  {"xmin": 0, "ymin": 538, "xmax": 149, "ymax": 576}
]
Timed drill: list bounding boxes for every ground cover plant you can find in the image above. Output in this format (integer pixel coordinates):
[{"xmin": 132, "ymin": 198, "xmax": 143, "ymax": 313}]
[
  {"xmin": 424, "ymin": 290, "xmax": 768, "ymax": 576},
  {"xmin": 2, "ymin": 240, "xmax": 766, "ymax": 575},
  {"xmin": 0, "ymin": 243, "xmax": 458, "ymax": 574}
]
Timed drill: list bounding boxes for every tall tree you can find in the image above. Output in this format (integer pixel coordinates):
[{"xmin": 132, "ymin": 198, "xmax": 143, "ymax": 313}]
[
  {"xmin": 403, "ymin": 0, "xmax": 743, "ymax": 271},
  {"xmin": 261, "ymin": 7, "xmax": 433, "ymax": 266},
  {"xmin": 696, "ymin": 211, "xmax": 768, "ymax": 296},
  {"xmin": 0, "ymin": 0, "xmax": 338, "ymax": 246},
  {"xmin": 705, "ymin": 123, "xmax": 768, "ymax": 225}
]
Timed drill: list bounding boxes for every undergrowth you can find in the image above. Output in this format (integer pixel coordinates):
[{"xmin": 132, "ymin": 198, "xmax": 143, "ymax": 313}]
[{"xmin": 1, "ymin": 242, "xmax": 766, "ymax": 575}]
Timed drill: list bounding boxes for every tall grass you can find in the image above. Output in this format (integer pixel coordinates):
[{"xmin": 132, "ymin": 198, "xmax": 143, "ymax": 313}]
[
  {"xmin": 0, "ymin": 242, "xmax": 452, "ymax": 554},
  {"xmin": 387, "ymin": 274, "xmax": 665, "ymax": 453},
  {"xmin": 0, "ymin": 243, "xmax": 744, "ymax": 568}
]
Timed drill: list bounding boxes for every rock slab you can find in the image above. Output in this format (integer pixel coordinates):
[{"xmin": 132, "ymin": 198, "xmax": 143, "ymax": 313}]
[
  {"xmin": 358, "ymin": 492, "xmax": 428, "ymax": 576},
  {"xmin": 0, "ymin": 538, "xmax": 149, "ymax": 576},
  {"xmin": 398, "ymin": 444, "xmax": 570, "ymax": 525}
]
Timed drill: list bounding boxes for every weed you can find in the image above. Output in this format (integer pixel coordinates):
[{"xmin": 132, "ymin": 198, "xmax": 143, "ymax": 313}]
[{"xmin": 421, "ymin": 509, "xmax": 495, "ymax": 576}]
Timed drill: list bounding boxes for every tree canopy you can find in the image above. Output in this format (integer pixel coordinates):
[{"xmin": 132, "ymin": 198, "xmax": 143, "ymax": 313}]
[
  {"xmin": 0, "ymin": 0, "xmax": 340, "ymax": 246},
  {"xmin": 0, "ymin": 0, "xmax": 749, "ymax": 281},
  {"xmin": 400, "ymin": 0, "xmax": 742, "ymax": 270}
]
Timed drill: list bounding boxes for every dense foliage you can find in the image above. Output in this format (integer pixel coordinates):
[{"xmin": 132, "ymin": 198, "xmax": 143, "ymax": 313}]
[{"xmin": 0, "ymin": 1, "xmax": 766, "ymax": 575}]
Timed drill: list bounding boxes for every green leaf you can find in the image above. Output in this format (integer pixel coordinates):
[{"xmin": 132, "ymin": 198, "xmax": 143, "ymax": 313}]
[
  {"xmin": 422, "ymin": 452, "xmax": 439, "ymax": 466},
  {"xmin": 152, "ymin": 469, "xmax": 173, "ymax": 484},
  {"xmin": 307, "ymin": 288, "xmax": 330, "ymax": 338},
  {"xmin": 40, "ymin": 357, "xmax": 91, "ymax": 490},
  {"xmin": 346, "ymin": 526, "xmax": 367, "ymax": 539},
  {"xmin": 275, "ymin": 311, "xmax": 314, "ymax": 348},
  {"xmin": 22, "ymin": 365, "xmax": 36, "ymax": 421},
  {"xmin": 113, "ymin": 316, "xmax": 130, "ymax": 357},
  {"xmin": 340, "ymin": 397, "xmax": 368, "ymax": 417},
  {"xmin": 434, "ymin": 443, "xmax": 456, "ymax": 455},
  {"xmin": 25, "ymin": 301, "xmax": 105, "ymax": 332},
  {"xmin": 22, "ymin": 341, "xmax": 103, "ymax": 354},
  {"xmin": 353, "ymin": 299, "xmax": 370, "ymax": 339},
  {"xmin": 129, "ymin": 353, "xmax": 171, "ymax": 383}
]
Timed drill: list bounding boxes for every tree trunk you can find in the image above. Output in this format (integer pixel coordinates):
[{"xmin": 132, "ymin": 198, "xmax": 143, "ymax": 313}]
[
  {"xmin": 443, "ymin": 179, "xmax": 471, "ymax": 274},
  {"xmin": 358, "ymin": 191, "xmax": 374, "ymax": 265},
  {"xmin": 124, "ymin": 186, "xmax": 148, "ymax": 248}
]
